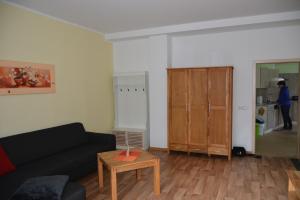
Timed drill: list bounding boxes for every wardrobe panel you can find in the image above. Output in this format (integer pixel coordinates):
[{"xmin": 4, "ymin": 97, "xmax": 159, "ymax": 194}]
[
  {"xmin": 208, "ymin": 109, "xmax": 227, "ymax": 146},
  {"xmin": 208, "ymin": 68, "xmax": 227, "ymax": 106},
  {"xmin": 188, "ymin": 69, "xmax": 208, "ymax": 151},
  {"xmin": 207, "ymin": 67, "xmax": 231, "ymax": 157},
  {"xmin": 171, "ymin": 70, "xmax": 187, "ymax": 107},
  {"xmin": 189, "ymin": 106, "xmax": 207, "ymax": 151},
  {"xmin": 168, "ymin": 69, "xmax": 188, "ymax": 149},
  {"xmin": 170, "ymin": 107, "xmax": 188, "ymax": 144}
]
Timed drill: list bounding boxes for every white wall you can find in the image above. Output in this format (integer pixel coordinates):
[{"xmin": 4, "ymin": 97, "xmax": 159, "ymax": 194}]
[
  {"xmin": 113, "ymin": 24, "xmax": 300, "ymax": 152},
  {"xmin": 148, "ymin": 35, "xmax": 169, "ymax": 148},
  {"xmin": 172, "ymin": 25, "xmax": 300, "ymax": 151},
  {"xmin": 113, "ymin": 38, "xmax": 149, "ymax": 73},
  {"xmin": 113, "ymin": 36, "xmax": 169, "ymax": 148}
]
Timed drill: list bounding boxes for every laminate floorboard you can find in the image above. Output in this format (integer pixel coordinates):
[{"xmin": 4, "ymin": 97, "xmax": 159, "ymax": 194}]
[
  {"xmin": 79, "ymin": 151, "xmax": 295, "ymax": 200},
  {"xmin": 255, "ymin": 125, "xmax": 298, "ymax": 158}
]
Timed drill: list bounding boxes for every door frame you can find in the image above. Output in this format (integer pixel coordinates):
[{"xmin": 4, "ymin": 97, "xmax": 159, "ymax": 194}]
[{"xmin": 252, "ymin": 58, "xmax": 300, "ymax": 157}]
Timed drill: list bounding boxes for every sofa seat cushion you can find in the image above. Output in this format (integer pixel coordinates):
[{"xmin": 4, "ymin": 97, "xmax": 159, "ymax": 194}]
[
  {"xmin": 0, "ymin": 144, "xmax": 113, "ymax": 200},
  {"xmin": 10, "ymin": 175, "xmax": 69, "ymax": 200}
]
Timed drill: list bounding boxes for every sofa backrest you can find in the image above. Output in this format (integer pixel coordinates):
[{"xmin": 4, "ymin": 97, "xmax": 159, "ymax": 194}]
[{"xmin": 0, "ymin": 123, "xmax": 89, "ymax": 166}]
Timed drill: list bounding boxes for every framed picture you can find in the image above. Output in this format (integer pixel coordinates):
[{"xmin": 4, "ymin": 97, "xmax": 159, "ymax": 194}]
[{"xmin": 0, "ymin": 60, "xmax": 55, "ymax": 95}]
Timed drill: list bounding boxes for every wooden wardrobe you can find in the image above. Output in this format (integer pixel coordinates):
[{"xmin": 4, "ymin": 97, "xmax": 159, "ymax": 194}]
[{"xmin": 167, "ymin": 67, "xmax": 233, "ymax": 160}]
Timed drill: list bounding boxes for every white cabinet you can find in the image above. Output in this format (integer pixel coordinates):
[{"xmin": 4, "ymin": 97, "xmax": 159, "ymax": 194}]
[
  {"xmin": 274, "ymin": 108, "xmax": 280, "ymax": 128},
  {"xmin": 256, "ymin": 67, "xmax": 261, "ymax": 88},
  {"xmin": 266, "ymin": 104, "xmax": 281, "ymax": 132},
  {"xmin": 267, "ymin": 109, "xmax": 276, "ymax": 130},
  {"xmin": 260, "ymin": 68, "xmax": 270, "ymax": 88},
  {"xmin": 256, "ymin": 68, "xmax": 279, "ymax": 88},
  {"xmin": 271, "ymin": 69, "xmax": 279, "ymax": 81},
  {"xmin": 291, "ymin": 101, "xmax": 298, "ymax": 122},
  {"xmin": 113, "ymin": 72, "xmax": 150, "ymax": 150}
]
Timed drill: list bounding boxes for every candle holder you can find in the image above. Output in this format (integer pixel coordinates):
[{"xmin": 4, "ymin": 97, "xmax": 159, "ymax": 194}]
[{"xmin": 125, "ymin": 131, "xmax": 130, "ymax": 157}]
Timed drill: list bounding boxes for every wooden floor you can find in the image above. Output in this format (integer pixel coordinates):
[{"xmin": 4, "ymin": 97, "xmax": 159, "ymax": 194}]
[
  {"xmin": 256, "ymin": 124, "xmax": 298, "ymax": 158},
  {"xmin": 80, "ymin": 151, "xmax": 295, "ymax": 200}
]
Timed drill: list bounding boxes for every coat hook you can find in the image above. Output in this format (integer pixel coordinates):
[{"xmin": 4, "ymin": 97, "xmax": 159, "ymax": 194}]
[
  {"xmin": 127, "ymin": 88, "xmax": 129, "ymax": 91},
  {"xmin": 135, "ymin": 88, "xmax": 137, "ymax": 91}
]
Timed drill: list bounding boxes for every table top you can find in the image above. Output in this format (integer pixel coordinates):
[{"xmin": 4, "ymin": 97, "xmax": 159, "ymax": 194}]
[
  {"xmin": 288, "ymin": 170, "xmax": 300, "ymax": 186},
  {"xmin": 98, "ymin": 149, "xmax": 158, "ymax": 169},
  {"xmin": 287, "ymin": 170, "xmax": 300, "ymax": 199}
]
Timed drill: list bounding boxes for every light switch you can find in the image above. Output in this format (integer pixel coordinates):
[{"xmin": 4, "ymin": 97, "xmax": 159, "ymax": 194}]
[{"xmin": 238, "ymin": 106, "xmax": 248, "ymax": 110}]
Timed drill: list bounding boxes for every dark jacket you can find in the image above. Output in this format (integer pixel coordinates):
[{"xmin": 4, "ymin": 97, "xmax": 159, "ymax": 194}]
[{"xmin": 277, "ymin": 86, "xmax": 291, "ymax": 106}]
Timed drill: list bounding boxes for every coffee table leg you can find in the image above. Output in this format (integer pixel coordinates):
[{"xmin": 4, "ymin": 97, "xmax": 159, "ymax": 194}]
[
  {"xmin": 111, "ymin": 168, "xmax": 117, "ymax": 200},
  {"xmin": 97, "ymin": 157, "xmax": 104, "ymax": 192},
  {"xmin": 136, "ymin": 169, "xmax": 142, "ymax": 180},
  {"xmin": 153, "ymin": 159, "xmax": 160, "ymax": 195}
]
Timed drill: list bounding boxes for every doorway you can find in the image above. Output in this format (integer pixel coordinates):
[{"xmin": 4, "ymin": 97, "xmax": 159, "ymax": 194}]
[{"xmin": 254, "ymin": 61, "xmax": 300, "ymax": 158}]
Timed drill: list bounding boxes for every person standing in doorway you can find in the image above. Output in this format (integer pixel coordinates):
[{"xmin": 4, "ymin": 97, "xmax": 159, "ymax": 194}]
[{"xmin": 277, "ymin": 80, "xmax": 292, "ymax": 130}]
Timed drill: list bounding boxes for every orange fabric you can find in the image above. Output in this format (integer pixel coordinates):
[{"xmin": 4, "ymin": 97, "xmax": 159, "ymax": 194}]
[{"xmin": 114, "ymin": 150, "xmax": 140, "ymax": 161}]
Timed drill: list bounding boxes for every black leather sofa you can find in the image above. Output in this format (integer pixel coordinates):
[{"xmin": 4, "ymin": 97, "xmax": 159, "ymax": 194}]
[{"xmin": 0, "ymin": 122, "xmax": 116, "ymax": 200}]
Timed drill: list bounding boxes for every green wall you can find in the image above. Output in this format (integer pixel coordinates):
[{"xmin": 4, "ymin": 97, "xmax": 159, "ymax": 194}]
[{"xmin": 257, "ymin": 63, "xmax": 299, "ymax": 73}]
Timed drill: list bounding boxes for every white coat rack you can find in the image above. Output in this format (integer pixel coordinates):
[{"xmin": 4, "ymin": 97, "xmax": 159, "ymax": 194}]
[{"xmin": 113, "ymin": 71, "xmax": 149, "ymax": 150}]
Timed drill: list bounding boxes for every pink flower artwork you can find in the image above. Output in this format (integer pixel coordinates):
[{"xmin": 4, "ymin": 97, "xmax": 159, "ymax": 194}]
[{"xmin": 0, "ymin": 60, "xmax": 55, "ymax": 95}]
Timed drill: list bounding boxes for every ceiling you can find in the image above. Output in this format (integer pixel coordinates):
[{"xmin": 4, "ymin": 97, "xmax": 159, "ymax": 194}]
[{"xmin": 5, "ymin": 0, "xmax": 300, "ymax": 34}]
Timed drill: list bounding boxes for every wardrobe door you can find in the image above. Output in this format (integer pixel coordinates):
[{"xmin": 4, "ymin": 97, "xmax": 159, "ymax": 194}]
[
  {"xmin": 207, "ymin": 67, "xmax": 232, "ymax": 158},
  {"xmin": 188, "ymin": 69, "xmax": 208, "ymax": 152},
  {"xmin": 168, "ymin": 69, "xmax": 189, "ymax": 151}
]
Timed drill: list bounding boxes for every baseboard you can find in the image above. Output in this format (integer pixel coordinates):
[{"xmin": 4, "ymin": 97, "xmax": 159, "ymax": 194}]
[
  {"xmin": 149, "ymin": 147, "xmax": 169, "ymax": 152},
  {"xmin": 246, "ymin": 151, "xmax": 256, "ymax": 156}
]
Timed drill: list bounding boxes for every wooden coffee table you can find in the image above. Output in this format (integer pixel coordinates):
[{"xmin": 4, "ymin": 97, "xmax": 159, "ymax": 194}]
[
  {"xmin": 97, "ymin": 149, "xmax": 160, "ymax": 200},
  {"xmin": 288, "ymin": 170, "xmax": 300, "ymax": 200}
]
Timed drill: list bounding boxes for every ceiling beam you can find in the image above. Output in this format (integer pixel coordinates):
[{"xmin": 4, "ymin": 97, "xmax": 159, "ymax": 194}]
[{"xmin": 105, "ymin": 11, "xmax": 300, "ymax": 41}]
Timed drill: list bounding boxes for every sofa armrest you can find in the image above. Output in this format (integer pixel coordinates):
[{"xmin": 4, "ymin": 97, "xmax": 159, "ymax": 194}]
[{"xmin": 86, "ymin": 132, "xmax": 116, "ymax": 149}]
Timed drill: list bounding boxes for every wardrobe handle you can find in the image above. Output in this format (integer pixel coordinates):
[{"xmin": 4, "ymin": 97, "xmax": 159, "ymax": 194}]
[{"xmin": 208, "ymin": 102, "xmax": 211, "ymax": 113}]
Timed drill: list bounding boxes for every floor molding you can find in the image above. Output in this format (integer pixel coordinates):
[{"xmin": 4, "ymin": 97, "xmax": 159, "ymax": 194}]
[{"xmin": 149, "ymin": 147, "xmax": 169, "ymax": 152}]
